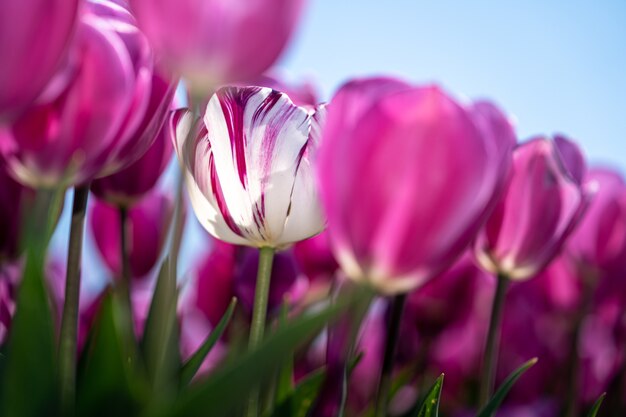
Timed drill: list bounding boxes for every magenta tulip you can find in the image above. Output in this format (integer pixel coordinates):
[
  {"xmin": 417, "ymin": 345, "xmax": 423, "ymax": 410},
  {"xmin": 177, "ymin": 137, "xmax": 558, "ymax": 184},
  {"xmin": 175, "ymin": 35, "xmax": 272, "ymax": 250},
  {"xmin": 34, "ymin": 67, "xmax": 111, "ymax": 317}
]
[
  {"xmin": 175, "ymin": 86, "xmax": 325, "ymax": 248},
  {"xmin": 0, "ymin": 0, "xmax": 79, "ymax": 120},
  {"xmin": 566, "ymin": 168, "xmax": 626, "ymax": 277},
  {"xmin": 474, "ymin": 135, "xmax": 591, "ymax": 280},
  {"xmin": 91, "ymin": 109, "xmax": 176, "ymax": 206},
  {"xmin": 0, "ymin": 263, "xmax": 20, "ymax": 344},
  {"xmin": 129, "ymin": 0, "xmax": 305, "ymax": 91},
  {"xmin": 318, "ymin": 77, "xmax": 516, "ymax": 294},
  {"xmin": 90, "ymin": 191, "xmax": 174, "ymax": 279},
  {"xmin": 293, "ymin": 231, "xmax": 339, "ymax": 285},
  {"xmin": 0, "ymin": 1, "xmax": 152, "ymax": 188}
]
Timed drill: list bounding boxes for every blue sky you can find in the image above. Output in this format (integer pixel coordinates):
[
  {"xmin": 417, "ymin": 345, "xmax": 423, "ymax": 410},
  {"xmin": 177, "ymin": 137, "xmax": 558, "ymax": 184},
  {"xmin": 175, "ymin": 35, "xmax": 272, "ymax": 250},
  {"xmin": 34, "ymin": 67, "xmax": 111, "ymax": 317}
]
[
  {"xmin": 52, "ymin": 0, "xmax": 626, "ymax": 287},
  {"xmin": 279, "ymin": 0, "xmax": 626, "ymax": 170}
]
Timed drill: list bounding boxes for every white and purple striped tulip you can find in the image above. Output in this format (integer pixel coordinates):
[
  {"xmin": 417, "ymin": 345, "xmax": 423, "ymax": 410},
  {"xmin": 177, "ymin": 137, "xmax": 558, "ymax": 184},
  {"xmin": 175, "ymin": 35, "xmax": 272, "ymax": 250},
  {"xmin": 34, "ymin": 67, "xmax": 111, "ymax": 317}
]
[{"xmin": 175, "ymin": 86, "xmax": 325, "ymax": 248}]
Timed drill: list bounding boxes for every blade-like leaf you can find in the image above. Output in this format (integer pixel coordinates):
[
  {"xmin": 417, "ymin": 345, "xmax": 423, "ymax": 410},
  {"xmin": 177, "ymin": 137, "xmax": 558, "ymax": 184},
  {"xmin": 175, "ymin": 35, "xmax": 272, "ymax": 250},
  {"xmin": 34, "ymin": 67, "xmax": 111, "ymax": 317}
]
[
  {"xmin": 179, "ymin": 297, "xmax": 237, "ymax": 387},
  {"xmin": 274, "ymin": 301, "xmax": 294, "ymax": 406},
  {"xmin": 476, "ymin": 358, "xmax": 538, "ymax": 417},
  {"xmin": 586, "ymin": 392, "xmax": 606, "ymax": 417},
  {"xmin": 415, "ymin": 374, "xmax": 444, "ymax": 417},
  {"xmin": 77, "ymin": 291, "xmax": 148, "ymax": 416},
  {"xmin": 142, "ymin": 258, "xmax": 180, "ymax": 393},
  {"xmin": 270, "ymin": 368, "xmax": 325, "ymax": 417},
  {"xmin": 160, "ymin": 297, "xmax": 356, "ymax": 417}
]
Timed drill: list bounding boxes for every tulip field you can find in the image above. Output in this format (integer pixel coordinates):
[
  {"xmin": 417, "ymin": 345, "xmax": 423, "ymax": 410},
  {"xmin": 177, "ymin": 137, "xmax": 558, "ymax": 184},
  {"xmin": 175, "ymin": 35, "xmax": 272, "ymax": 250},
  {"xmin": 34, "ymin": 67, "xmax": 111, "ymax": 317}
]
[{"xmin": 0, "ymin": 1, "xmax": 624, "ymax": 417}]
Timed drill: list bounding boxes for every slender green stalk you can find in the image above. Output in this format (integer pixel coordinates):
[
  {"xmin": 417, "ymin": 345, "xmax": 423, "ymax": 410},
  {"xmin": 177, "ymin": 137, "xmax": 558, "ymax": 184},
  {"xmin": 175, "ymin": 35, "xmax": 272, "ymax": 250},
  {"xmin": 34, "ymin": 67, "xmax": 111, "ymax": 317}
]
[
  {"xmin": 478, "ymin": 272, "xmax": 509, "ymax": 407},
  {"xmin": 58, "ymin": 184, "xmax": 90, "ymax": 415},
  {"xmin": 374, "ymin": 293, "xmax": 407, "ymax": 417},
  {"xmin": 245, "ymin": 246, "xmax": 275, "ymax": 417},
  {"xmin": 116, "ymin": 205, "xmax": 136, "ymax": 355}
]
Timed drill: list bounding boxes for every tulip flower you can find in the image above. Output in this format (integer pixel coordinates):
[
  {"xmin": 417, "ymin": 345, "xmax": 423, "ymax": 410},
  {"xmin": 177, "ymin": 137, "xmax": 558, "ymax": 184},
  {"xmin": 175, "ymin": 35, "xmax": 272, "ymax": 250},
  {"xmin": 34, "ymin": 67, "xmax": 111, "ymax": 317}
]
[
  {"xmin": 0, "ymin": 263, "xmax": 20, "ymax": 344},
  {"xmin": 90, "ymin": 191, "xmax": 174, "ymax": 280},
  {"xmin": 91, "ymin": 109, "xmax": 176, "ymax": 206},
  {"xmin": 566, "ymin": 168, "xmax": 626, "ymax": 278},
  {"xmin": 0, "ymin": 0, "xmax": 79, "ymax": 120},
  {"xmin": 130, "ymin": 0, "xmax": 305, "ymax": 92},
  {"xmin": 474, "ymin": 135, "xmax": 590, "ymax": 280},
  {"xmin": 293, "ymin": 231, "xmax": 339, "ymax": 285},
  {"xmin": 174, "ymin": 86, "xmax": 325, "ymax": 248},
  {"xmin": 252, "ymin": 74, "xmax": 319, "ymax": 108},
  {"xmin": 0, "ymin": 0, "xmax": 152, "ymax": 188},
  {"xmin": 318, "ymin": 77, "xmax": 516, "ymax": 295}
]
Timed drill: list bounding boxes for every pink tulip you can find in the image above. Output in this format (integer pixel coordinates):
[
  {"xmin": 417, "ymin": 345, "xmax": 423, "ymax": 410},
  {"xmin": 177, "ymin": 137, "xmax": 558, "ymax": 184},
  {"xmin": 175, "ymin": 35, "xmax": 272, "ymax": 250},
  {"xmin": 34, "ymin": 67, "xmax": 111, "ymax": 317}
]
[
  {"xmin": 293, "ymin": 231, "xmax": 339, "ymax": 285},
  {"xmin": 566, "ymin": 168, "xmax": 626, "ymax": 277},
  {"xmin": 175, "ymin": 86, "xmax": 325, "ymax": 247},
  {"xmin": 0, "ymin": 1, "xmax": 152, "ymax": 188},
  {"xmin": 0, "ymin": 263, "xmax": 20, "ymax": 344},
  {"xmin": 90, "ymin": 191, "xmax": 174, "ymax": 279},
  {"xmin": 130, "ymin": 0, "xmax": 305, "ymax": 91},
  {"xmin": 0, "ymin": 0, "xmax": 79, "ymax": 120},
  {"xmin": 0, "ymin": 163, "xmax": 33, "ymax": 262},
  {"xmin": 474, "ymin": 135, "xmax": 591, "ymax": 280},
  {"xmin": 318, "ymin": 77, "xmax": 516, "ymax": 294},
  {"xmin": 91, "ymin": 109, "xmax": 176, "ymax": 206}
]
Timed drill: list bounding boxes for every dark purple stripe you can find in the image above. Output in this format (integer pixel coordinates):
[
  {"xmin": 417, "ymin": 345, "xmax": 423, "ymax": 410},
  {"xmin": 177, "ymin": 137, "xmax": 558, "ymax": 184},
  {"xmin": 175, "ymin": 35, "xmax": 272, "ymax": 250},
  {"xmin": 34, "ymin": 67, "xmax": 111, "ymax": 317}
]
[{"xmin": 209, "ymin": 152, "xmax": 242, "ymax": 237}]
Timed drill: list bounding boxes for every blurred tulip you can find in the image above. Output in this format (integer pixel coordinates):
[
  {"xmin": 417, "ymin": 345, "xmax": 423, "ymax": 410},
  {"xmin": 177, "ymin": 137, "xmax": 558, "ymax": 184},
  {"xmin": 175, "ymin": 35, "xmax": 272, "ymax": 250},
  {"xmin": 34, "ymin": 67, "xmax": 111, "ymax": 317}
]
[
  {"xmin": 0, "ymin": 1, "xmax": 152, "ymax": 188},
  {"xmin": 0, "ymin": 0, "xmax": 80, "ymax": 120},
  {"xmin": 0, "ymin": 263, "xmax": 20, "ymax": 344},
  {"xmin": 175, "ymin": 86, "xmax": 325, "ymax": 248},
  {"xmin": 293, "ymin": 231, "xmax": 339, "ymax": 285},
  {"xmin": 566, "ymin": 168, "xmax": 626, "ymax": 277},
  {"xmin": 130, "ymin": 0, "xmax": 305, "ymax": 91},
  {"xmin": 91, "ymin": 109, "xmax": 175, "ymax": 206},
  {"xmin": 0, "ymin": 164, "xmax": 33, "ymax": 262},
  {"xmin": 318, "ymin": 77, "xmax": 516, "ymax": 294},
  {"xmin": 474, "ymin": 136, "xmax": 590, "ymax": 280},
  {"xmin": 90, "ymin": 191, "xmax": 174, "ymax": 279}
]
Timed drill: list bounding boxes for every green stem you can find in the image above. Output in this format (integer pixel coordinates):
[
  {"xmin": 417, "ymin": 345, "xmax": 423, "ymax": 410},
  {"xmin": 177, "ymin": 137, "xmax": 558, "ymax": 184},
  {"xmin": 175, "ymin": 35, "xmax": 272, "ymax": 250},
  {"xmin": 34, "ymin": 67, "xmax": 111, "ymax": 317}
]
[
  {"xmin": 374, "ymin": 294, "xmax": 407, "ymax": 417},
  {"xmin": 245, "ymin": 246, "xmax": 275, "ymax": 417},
  {"xmin": 478, "ymin": 272, "xmax": 509, "ymax": 407},
  {"xmin": 117, "ymin": 205, "xmax": 136, "ymax": 352},
  {"xmin": 58, "ymin": 184, "xmax": 90, "ymax": 415}
]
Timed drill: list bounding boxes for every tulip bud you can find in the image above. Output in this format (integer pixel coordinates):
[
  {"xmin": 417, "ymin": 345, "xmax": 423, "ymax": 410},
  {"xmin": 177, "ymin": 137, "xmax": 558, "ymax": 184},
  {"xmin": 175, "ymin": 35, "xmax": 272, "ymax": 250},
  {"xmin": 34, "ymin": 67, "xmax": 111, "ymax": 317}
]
[
  {"xmin": 0, "ymin": 0, "xmax": 79, "ymax": 120},
  {"xmin": 318, "ymin": 77, "xmax": 516, "ymax": 294},
  {"xmin": 175, "ymin": 86, "xmax": 325, "ymax": 248},
  {"xmin": 130, "ymin": 0, "xmax": 305, "ymax": 92},
  {"xmin": 90, "ymin": 191, "xmax": 174, "ymax": 279},
  {"xmin": 474, "ymin": 135, "xmax": 591, "ymax": 280},
  {"xmin": 91, "ymin": 109, "xmax": 175, "ymax": 206}
]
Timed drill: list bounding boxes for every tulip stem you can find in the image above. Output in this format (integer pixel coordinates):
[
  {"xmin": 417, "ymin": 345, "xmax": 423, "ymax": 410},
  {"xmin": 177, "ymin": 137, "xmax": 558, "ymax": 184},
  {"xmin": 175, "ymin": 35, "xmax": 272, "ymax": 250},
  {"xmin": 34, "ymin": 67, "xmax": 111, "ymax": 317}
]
[
  {"xmin": 58, "ymin": 184, "xmax": 90, "ymax": 415},
  {"xmin": 374, "ymin": 293, "xmax": 407, "ymax": 417},
  {"xmin": 117, "ymin": 205, "xmax": 135, "ymax": 343},
  {"xmin": 245, "ymin": 246, "xmax": 275, "ymax": 417},
  {"xmin": 478, "ymin": 272, "xmax": 509, "ymax": 407}
]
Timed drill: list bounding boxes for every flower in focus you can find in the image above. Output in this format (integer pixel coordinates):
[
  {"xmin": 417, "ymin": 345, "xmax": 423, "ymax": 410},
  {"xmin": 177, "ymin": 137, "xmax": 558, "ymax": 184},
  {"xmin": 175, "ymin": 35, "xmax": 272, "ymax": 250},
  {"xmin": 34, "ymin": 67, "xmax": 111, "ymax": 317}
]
[
  {"xmin": 90, "ymin": 191, "xmax": 174, "ymax": 280},
  {"xmin": 0, "ymin": 0, "xmax": 79, "ymax": 120},
  {"xmin": 91, "ymin": 109, "xmax": 175, "ymax": 206},
  {"xmin": 474, "ymin": 135, "xmax": 591, "ymax": 280},
  {"xmin": 130, "ymin": 0, "xmax": 305, "ymax": 91},
  {"xmin": 0, "ymin": 0, "xmax": 152, "ymax": 188},
  {"xmin": 318, "ymin": 77, "xmax": 516, "ymax": 294},
  {"xmin": 175, "ymin": 86, "xmax": 325, "ymax": 248},
  {"xmin": 566, "ymin": 167, "xmax": 626, "ymax": 278}
]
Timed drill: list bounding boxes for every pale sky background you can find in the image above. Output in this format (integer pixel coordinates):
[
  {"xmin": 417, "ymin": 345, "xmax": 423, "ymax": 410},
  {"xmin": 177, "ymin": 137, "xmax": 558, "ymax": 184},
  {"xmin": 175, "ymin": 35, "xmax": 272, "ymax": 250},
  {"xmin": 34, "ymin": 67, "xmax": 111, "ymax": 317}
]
[{"xmin": 52, "ymin": 0, "xmax": 626, "ymax": 289}]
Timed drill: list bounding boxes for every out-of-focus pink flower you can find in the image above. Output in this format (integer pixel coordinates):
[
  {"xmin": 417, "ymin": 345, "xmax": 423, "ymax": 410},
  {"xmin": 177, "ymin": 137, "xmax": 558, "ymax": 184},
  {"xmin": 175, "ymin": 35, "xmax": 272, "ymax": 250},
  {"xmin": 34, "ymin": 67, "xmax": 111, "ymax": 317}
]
[
  {"xmin": 130, "ymin": 0, "xmax": 305, "ymax": 91},
  {"xmin": 293, "ymin": 231, "xmax": 339, "ymax": 285},
  {"xmin": 0, "ymin": 1, "xmax": 152, "ymax": 188},
  {"xmin": 318, "ymin": 77, "xmax": 516, "ymax": 294},
  {"xmin": 0, "ymin": 164, "xmax": 33, "ymax": 262},
  {"xmin": 90, "ymin": 191, "xmax": 174, "ymax": 280},
  {"xmin": 175, "ymin": 86, "xmax": 325, "ymax": 248},
  {"xmin": 0, "ymin": 263, "xmax": 20, "ymax": 344},
  {"xmin": 0, "ymin": 0, "xmax": 80, "ymax": 120},
  {"xmin": 475, "ymin": 135, "xmax": 590, "ymax": 280},
  {"xmin": 91, "ymin": 109, "xmax": 175, "ymax": 206},
  {"xmin": 566, "ymin": 168, "xmax": 626, "ymax": 278}
]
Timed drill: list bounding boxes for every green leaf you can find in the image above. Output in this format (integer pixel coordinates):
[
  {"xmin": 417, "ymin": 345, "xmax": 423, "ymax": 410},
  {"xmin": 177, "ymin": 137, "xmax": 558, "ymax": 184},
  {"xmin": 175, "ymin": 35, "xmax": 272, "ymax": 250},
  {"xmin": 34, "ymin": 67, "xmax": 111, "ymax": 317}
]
[
  {"xmin": 414, "ymin": 374, "xmax": 444, "ymax": 417},
  {"xmin": 476, "ymin": 358, "xmax": 538, "ymax": 417},
  {"xmin": 142, "ymin": 258, "xmax": 181, "ymax": 394},
  {"xmin": 270, "ymin": 368, "xmax": 326, "ymax": 417},
  {"xmin": 160, "ymin": 297, "xmax": 354, "ymax": 417},
  {"xmin": 77, "ymin": 291, "xmax": 148, "ymax": 417},
  {"xmin": 586, "ymin": 392, "xmax": 606, "ymax": 417},
  {"xmin": 0, "ymin": 250, "xmax": 57, "ymax": 417},
  {"xmin": 179, "ymin": 297, "xmax": 237, "ymax": 387},
  {"xmin": 274, "ymin": 301, "xmax": 294, "ymax": 406}
]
